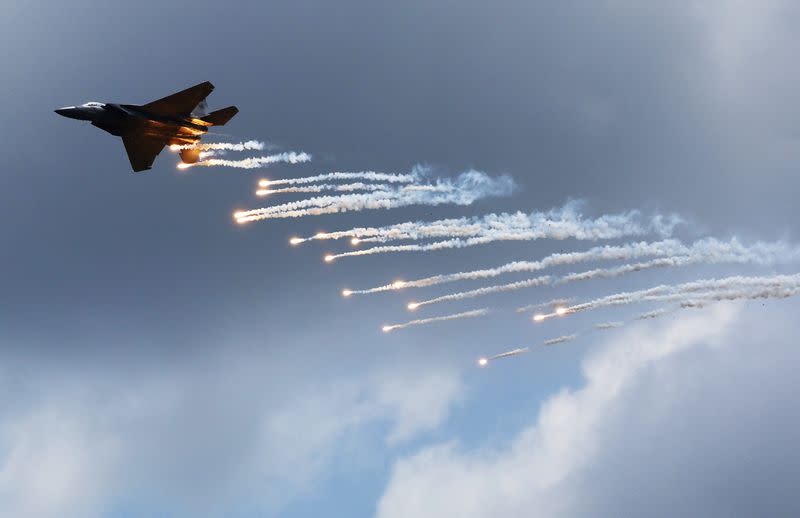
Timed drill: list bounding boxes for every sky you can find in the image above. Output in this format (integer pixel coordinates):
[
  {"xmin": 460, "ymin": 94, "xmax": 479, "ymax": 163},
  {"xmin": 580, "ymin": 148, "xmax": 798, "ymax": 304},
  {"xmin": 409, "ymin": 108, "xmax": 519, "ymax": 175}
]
[{"xmin": 2, "ymin": 1, "xmax": 800, "ymax": 516}]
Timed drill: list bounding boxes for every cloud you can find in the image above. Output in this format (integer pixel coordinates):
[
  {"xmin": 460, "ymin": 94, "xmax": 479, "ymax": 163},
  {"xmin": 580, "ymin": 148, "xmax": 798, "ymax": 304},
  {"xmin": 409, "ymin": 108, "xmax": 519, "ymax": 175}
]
[
  {"xmin": 0, "ymin": 407, "xmax": 119, "ymax": 518},
  {"xmin": 0, "ymin": 348, "xmax": 463, "ymax": 517},
  {"xmin": 376, "ymin": 302, "xmax": 800, "ymax": 517}
]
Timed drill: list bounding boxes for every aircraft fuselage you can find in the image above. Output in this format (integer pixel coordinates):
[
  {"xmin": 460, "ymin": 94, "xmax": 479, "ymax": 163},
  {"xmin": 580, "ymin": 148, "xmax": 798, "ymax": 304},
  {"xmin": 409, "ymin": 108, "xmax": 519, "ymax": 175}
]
[{"xmin": 55, "ymin": 102, "xmax": 208, "ymax": 145}]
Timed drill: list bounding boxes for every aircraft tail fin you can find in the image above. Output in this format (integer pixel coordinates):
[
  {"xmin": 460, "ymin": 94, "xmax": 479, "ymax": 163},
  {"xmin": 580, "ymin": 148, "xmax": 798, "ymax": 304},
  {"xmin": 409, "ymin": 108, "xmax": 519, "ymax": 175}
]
[{"xmin": 200, "ymin": 106, "xmax": 239, "ymax": 126}]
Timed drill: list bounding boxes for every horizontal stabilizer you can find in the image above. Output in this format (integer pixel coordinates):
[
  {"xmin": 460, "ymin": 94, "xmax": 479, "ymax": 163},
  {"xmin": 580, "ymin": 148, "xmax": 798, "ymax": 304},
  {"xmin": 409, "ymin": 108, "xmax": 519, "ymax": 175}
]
[{"xmin": 200, "ymin": 106, "xmax": 239, "ymax": 126}]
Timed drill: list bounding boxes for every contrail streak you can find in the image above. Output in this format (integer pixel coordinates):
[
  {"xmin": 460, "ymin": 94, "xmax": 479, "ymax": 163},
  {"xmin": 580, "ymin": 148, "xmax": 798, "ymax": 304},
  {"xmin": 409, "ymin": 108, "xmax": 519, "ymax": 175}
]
[
  {"xmin": 543, "ymin": 335, "xmax": 577, "ymax": 346},
  {"xmin": 255, "ymin": 183, "xmax": 392, "ymax": 196},
  {"xmin": 408, "ymin": 238, "xmax": 799, "ymax": 308},
  {"xmin": 595, "ymin": 321, "xmax": 624, "ymax": 330},
  {"xmin": 198, "ymin": 150, "xmax": 223, "ymax": 159},
  {"xmin": 557, "ymin": 238, "xmax": 799, "ymax": 284},
  {"xmin": 236, "ymin": 170, "xmax": 514, "ymax": 223},
  {"xmin": 381, "ymin": 308, "xmax": 489, "ymax": 333},
  {"xmin": 635, "ymin": 308, "xmax": 673, "ymax": 320},
  {"xmin": 259, "ymin": 171, "xmax": 419, "ymax": 188},
  {"xmin": 516, "ymin": 298, "xmax": 575, "ymax": 313},
  {"xmin": 246, "ymin": 185, "xmax": 446, "ymax": 214},
  {"xmin": 298, "ymin": 200, "xmax": 678, "ymax": 246},
  {"xmin": 349, "ymin": 240, "xmax": 685, "ymax": 295},
  {"xmin": 294, "ymin": 217, "xmax": 480, "ymax": 245},
  {"xmin": 186, "ymin": 151, "xmax": 312, "ymax": 169},
  {"xmin": 407, "ymin": 276, "xmax": 551, "ymax": 309},
  {"xmin": 531, "ymin": 273, "xmax": 800, "ymax": 321},
  {"xmin": 323, "ymin": 201, "xmax": 682, "ymax": 261},
  {"xmin": 477, "ymin": 347, "xmax": 530, "ymax": 366},
  {"xmin": 172, "ymin": 140, "xmax": 267, "ymax": 151}
]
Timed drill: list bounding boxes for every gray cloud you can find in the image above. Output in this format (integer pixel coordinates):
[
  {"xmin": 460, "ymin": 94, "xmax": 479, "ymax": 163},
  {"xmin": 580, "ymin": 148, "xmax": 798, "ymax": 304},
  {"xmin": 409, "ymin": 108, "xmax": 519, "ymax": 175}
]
[
  {"xmin": 377, "ymin": 303, "xmax": 800, "ymax": 518},
  {"xmin": 0, "ymin": 346, "xmax": 463, "ymax": 517},
  {"xmin": 3, "ymin": 0, "xmax": 800, "ymax": 517}
]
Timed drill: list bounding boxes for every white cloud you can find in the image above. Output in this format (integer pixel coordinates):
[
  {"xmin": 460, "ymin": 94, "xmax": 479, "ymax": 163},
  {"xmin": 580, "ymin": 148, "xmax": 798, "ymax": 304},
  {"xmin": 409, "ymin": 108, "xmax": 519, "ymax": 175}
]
[
  {"xmin": 377, "ymin": 302, "xmax": 800, "ymax": 518},
  {"xmin": 0, "ymin": 350, "xmax": 463, "ymax": 517},
  {"xmin": 0, "ymin": 408, "xmax": 119, "ymax": 518}
]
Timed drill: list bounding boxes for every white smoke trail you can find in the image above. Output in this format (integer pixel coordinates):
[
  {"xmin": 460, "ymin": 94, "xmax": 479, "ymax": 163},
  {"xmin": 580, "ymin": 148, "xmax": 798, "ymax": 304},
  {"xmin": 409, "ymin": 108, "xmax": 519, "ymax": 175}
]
[
  {"xmin": 531, "ymin": 274, "xmax": 800, "ymax": 321},
  {"xmin": 323, "ymin": 201, "xmax": 682, "ymax": 261},
  {"xmin": 557, "ymin": 238, "xmax": 800, "ymax": 284},
  {"xmin": 381, "ymin": 308, "xmax": 490, "ymax": 333},
  {"xmin": 299, "ymin": 201, "xmax": 677, "ymax": 245},
  {"xmin": 263, "ymin": 172, "xmax": 415, "ymax": 187},
  {"xmin": 635, "ymin": 308, "xmax": 673, "ymax": 320},
  {"xmin": 478, "ymin": 347, "xmax": 531, "ymax": 366},
  {"xmin": 350, "ymin": 240, "xmax": 685, "ymax": 295},
  {"xmin": 409, "ymin": 238, "xmax": 799, "ymax": 309},
  {"xmin": 296, "ymin": 217, "xmax": 479, "ymax": 245},
  {"xmin": 407, "ymin": 276, "xmax": 552, "ymax": 309},
  {"xmin": 489, "ymin": 347, "xmax": 530, "ymax": 360},
  {"xmin": 255, "ymin": 183, "xmax": 392, "ymax": 196},
  {"xmin": 543, "ymin": 335, "xmax": 577, "ymax": 346},
  {"xmin": 244, "ymin": 186, "xmax": 436, "ymax": 216},
  {"xmin": 516, "ymin": 298, "xmax": 575, "ymax": 313},
  {"xmin": 172, "ymin": 140, "xmax": 267, "ymax": 151},
  {"xmin": 199, "ymin": 150, "xmax": 223, "ymax": 159},
  {"xmin": 188, "ymin": 151, "xmax": 312, "ymax": 169},
  {"xmin": 595, "ymin": 321, "xmax": 625, "ymax": 330},
  {"xmin": 250, "ymin": 182, "xmax": 466, "ymax": 217},
  {"xmin": 259, "ymin": 171, "xmax": 420, "ymax": 188},
  {"xmin": 236, "ymin": 170, "xmax": 515, "ymax": 223},
  {"xmin": 400, "ymin": 184, "xmax": 454, "ymax": 192}
]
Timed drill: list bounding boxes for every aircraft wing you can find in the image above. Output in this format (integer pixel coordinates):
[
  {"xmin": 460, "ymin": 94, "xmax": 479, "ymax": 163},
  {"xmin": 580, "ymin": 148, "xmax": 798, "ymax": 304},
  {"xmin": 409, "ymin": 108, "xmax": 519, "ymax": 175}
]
[
  {"xmin": 142, "ymin": 81, "xmax": 214, "ymax": 117},
  {"xmin": 121, "ymin": 133, "xmax": 169, "ymax": 172}
]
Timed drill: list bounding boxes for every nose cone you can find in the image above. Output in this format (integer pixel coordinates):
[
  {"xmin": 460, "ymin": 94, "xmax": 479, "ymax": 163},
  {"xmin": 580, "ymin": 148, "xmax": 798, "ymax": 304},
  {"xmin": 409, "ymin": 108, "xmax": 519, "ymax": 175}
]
[{"xmin": 55, "ymin": 106, "xmax": 81, "ymax": 119}]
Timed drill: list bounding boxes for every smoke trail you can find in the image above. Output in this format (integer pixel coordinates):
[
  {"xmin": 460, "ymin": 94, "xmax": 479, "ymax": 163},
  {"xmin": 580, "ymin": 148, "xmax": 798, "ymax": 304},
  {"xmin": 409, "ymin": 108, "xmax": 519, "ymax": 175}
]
[
  {"xmin": 489, "ymin": 347, "xmax": 530, "ymax": 360},
  {"xmin": 543, "ymin": 335, "xmax": 577, "ymax": 346},
  {"xmin": 409, "ymin": 238, "xmax": 799, "ymax": 309},
  {"xmin": 255, "ymin": 183, "xmax": 392, "ymax": 196},
  {"xmin": 260, "ymin": 171, "xmax": 419, "ymax": 188},
  {"xmin": 323, "ymin": 201, "xmax": 682, "ymax": 261},
  {"xmin": 595, "ymin": 321, "xmax": 624, "ymax": 330},
  {"xmin": 199, "ymin": 150, "xmax": 224, "ymax": 159},
  {"xmin": 350, "ymin": 240, "xmax": 685, "ymax": 295},
  {"xmin": 516, "ymin": 298, "xmax": 575, "ymax": 313},
  {"xmin": 236, "ymin": 170, "xmax": 515, "ymax": 223},
  {"xmin": 381, "ymin": 308, "xmax": 490, "ymax": 333},
  {"xmin": 635, "ymin": 308, "xmax": 673, "ymax": 320},
  {"xmin": 172, "ymin": 140, "xmax": 267, "ymax": 151},
  {"xmin": 557, "ymin": 238, "xmax": 800, "ymax": 284},
  {"xmin": 188, "ymin": 151, "xmax": 312, "ymax": 169},
  {"xmin": 532, "ymin": 274, "xmax": 800, "ymax": 321},
  {"xmin": 400, "ymin": 185, "xmax": 454, "ymax": 192},
  {"xmin": 478, "ymin": 347, "xmax": 530, "ymax": 366},
  {"xmin": 295, "ymin": 217, "xmax": 479, "ymax": 245},
  {"xmin": 243, "ymin": 186, "xmax": 432, "ymax": 216},
  {"xmin": 299, "ymin": 200, "xmax": 678, "ymax": 245},
  {"xmin": 407, "ymin": 276, "xmax": 552, "ymax": 310},
  {"xmin": 242, "ymin": 170, "xmax": 510, "ymax": 218}
]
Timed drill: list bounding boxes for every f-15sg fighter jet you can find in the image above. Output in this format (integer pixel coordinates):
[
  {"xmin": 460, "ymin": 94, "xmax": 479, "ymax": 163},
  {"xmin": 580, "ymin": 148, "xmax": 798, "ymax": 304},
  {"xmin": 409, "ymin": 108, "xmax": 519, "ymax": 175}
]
[{"xmin": 55, "ymin": 81, "xmax": 238, "ymax": 172}]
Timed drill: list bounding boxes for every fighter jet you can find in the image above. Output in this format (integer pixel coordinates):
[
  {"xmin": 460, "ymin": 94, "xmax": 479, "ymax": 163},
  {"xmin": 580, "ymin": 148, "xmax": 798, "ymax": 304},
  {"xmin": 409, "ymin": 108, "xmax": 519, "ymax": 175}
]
[{"xmin": 55, "ymin": 81, "xmax": 238, "ymax": 172}]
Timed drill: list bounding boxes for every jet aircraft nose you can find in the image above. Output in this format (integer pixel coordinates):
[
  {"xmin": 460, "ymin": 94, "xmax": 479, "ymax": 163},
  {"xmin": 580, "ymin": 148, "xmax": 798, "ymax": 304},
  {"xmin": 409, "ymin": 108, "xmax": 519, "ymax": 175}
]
[{"xmin": 55, "ymin": 106, "xmax": 81, "ymax": 119}]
